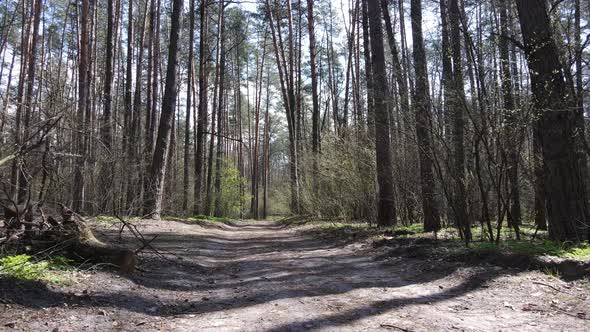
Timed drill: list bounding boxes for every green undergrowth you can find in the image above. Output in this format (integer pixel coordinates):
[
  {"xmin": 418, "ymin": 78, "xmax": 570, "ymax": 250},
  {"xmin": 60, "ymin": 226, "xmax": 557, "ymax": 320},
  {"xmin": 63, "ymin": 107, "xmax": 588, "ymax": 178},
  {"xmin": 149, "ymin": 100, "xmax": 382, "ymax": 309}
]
[
  {"xmin": 472, "ymin": 241, "xmax": 590, "ymax": 260},
  {"xmin": 0, "ymin": 254, "xmax": 76, "ymax": 285},
  {"xmin": 165, "ymin": 215, "xmax": 236, "ymax": 224},
  {"xmin": 290, "ymin": 219, "xmax": 590, "ymax": 261}
]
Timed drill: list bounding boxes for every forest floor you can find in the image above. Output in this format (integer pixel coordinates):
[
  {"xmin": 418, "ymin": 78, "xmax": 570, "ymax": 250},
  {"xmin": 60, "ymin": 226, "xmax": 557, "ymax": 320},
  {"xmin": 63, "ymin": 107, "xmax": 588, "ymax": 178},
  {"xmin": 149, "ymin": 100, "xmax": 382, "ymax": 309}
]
[{"xmin": 1, "ymin": 218, "xmax": 589, "ymax": 331}]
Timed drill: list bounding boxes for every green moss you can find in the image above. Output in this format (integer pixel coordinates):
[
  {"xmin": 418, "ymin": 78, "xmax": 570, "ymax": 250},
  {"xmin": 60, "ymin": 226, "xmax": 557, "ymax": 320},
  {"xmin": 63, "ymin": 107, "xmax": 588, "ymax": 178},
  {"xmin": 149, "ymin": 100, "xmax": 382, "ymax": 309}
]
[
  {"xmin": 0, "ymin": 255, "xmax": 49, "ymax": 280},
  {"xmin": 0, "ymin": 254, "xmax": 75, "ymax": 284}
]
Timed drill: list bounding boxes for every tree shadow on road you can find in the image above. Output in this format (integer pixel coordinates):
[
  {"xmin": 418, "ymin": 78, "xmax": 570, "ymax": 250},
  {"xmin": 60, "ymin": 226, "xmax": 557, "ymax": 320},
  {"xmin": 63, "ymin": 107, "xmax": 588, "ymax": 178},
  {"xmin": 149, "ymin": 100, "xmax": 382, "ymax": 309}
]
[{"xmin": 0, "ymin": 219, "xmax": 519, "ymax": 330}]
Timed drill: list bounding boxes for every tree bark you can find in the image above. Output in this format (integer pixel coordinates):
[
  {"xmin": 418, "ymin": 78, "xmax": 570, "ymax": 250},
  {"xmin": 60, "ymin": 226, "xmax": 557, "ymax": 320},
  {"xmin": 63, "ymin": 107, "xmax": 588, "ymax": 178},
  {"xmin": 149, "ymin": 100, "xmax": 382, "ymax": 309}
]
[
  {"xmin": 361, "ymin": 0, "xmax": 374, "ymax": 140},
  {"xmin": 449, "ymin": 0, "xmax": 470, "ymax": 242},
  {"xmin": 183, "ymin": 0, "xmax": 196, "ymax": 214},
  {"xmin": 367, "ymin": 0, "xmax": 396, "ymax": 227},
  {"xmin": 194, "ymin": 0, "xmax": 209, "ymax": 215},
  {"xmin": 499, "ymin": 0, "xmax": 521, "ymax": 228},
  {"xmin": 99, "ymin": 0, "xmax": 116, "ymax": 213},
  {"xmin": 515, "ymin": 0, "xmax": 589, "ymax": 241},
  {"xmin": 73, "ymin": 0, "xmax": 91, "ymax": 213},
  {"xmin": 410, "ymin": 0, "xmax": 441, "ymax": 232},
  {"xmin": 307, "ymin": 0, "xmax": 320, "ymax": 183},
  {"xmin": 144, "ymin": 0, "xmax": 184, "ymax": 219},
  {"xmin": 213, "ymin": 2, "xmax": 226, "ymax": 218}
]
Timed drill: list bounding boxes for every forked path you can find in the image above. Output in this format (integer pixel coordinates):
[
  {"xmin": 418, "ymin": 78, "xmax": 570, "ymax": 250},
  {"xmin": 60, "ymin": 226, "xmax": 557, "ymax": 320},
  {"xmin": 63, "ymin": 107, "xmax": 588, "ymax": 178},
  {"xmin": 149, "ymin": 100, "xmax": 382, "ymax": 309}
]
[{"xmin": 1, "ymin": 220, "xmax": 588, "ymax": 331}]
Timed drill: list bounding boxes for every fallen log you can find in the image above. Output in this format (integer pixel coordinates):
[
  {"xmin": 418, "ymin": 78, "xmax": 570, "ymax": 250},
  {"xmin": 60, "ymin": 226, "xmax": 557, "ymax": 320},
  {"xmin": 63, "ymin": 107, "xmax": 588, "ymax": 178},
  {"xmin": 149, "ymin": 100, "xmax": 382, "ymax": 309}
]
[
  {"xmin": 59, "ymin": 207, "xmax": 138, "ymax": 273},
  {"xmin": 1, "ymin": 204, "xmax": 138, "ymax": 273}
]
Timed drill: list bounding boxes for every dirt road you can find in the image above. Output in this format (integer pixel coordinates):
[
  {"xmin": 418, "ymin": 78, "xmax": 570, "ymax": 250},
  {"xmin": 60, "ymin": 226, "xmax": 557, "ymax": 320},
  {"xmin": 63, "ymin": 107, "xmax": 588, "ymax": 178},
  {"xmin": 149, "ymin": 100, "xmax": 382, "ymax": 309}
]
[{"xmin": 1, "ymin": 219, "xmax": 588, "ymax": 331}]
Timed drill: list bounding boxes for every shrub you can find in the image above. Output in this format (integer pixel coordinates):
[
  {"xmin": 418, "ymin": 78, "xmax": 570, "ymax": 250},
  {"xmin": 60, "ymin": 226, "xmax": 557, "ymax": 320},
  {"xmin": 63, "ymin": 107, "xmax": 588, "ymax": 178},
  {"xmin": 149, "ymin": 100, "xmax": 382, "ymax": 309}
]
[
  {"xmin": 300, "ymin": 135, "xmax": 376, "ymax": 221},
  {"xmin": 215, "ymin": 160, "xmax": 251, "ymax": 218}
]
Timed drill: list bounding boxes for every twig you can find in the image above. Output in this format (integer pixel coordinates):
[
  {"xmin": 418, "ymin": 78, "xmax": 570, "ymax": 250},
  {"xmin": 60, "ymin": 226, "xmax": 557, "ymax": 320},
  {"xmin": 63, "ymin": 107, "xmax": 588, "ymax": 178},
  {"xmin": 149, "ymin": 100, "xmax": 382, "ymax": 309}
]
[
  {"xmin": 550, "ymin": 303, "xmax": 590, "ymax": 320},
  {"xmin": 113, "ymin": 215, "xmax": 175, "ymax": 264},
  {"xmin": 379, "ymin": 324, "xmax": 413, "ymax": 332},
  {"xmin": 532, "ymin": 281, "xmax": 573, "ymax": 296},
  {"xmin": 135, "ymin": 235, "xmax": 159, "ymax": 254}
]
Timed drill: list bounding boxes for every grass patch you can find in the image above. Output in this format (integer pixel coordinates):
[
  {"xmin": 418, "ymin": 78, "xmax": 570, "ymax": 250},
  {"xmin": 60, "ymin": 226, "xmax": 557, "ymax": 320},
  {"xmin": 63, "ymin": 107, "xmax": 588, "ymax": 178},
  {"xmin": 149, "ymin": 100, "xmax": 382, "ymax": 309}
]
[
  {"xmin": 190, "ymin": 215, "xmax": 234, "ymax": 223},
  {"xmin": 295, "ymin": 221, "xmax": 380, "ymax": 241},
  {"xmin": 471, "ymin": 241, "xmax": 590, "ymax": 259},
  {"xmin": 315, "ymin": 222, "xmax": 373, "ymax": 233},
  {"xmin": 165, "ymin": 215, "xmax": 235, "ymax": 223},
  {"xmin": 290, "ymin": 219, "xmax": 590, "ymax": 261},
  {"xmin": 0, "ymin": 254, "xmax": 76, "ymax": 285}
]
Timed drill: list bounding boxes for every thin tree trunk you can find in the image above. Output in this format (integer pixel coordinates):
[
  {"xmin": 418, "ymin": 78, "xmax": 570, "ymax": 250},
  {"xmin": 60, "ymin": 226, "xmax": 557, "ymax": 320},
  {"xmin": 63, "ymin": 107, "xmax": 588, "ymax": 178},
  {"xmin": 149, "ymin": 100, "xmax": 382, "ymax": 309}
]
[
  {"xmin": 183, "ymin": 0, "xmax": 195, "ymax": 213},
  {"xmin": 449, "ymin": 0, "xmax": 470, "ymax": 243},
  {"xmin": 361, "ymin": 0, "xmax": 374, "ymax": 140},
  {"xmin": 72, "ymin": 0, "xmax": 91, "ymax": 212},
  {"xmin": 123, "ymin": 0, "xmax": 134, "ymax": 210},
  {"xmin": 499, "ymin": 0, "xmax": 521, "ymax": 228},
  {"xmin": 213, "ymin": 1, "xmax": 226, "ymax": 218},
  {"xmin": 264, "ymin": 0, "xmax": 300, "ymax": 214},
  {"xmin": 307, "ymin": 0, "xmax": 320, "ymax": 191},
  {"xmin": 250, "ymin": 31, "xmax": 268, "ymax": 219}
]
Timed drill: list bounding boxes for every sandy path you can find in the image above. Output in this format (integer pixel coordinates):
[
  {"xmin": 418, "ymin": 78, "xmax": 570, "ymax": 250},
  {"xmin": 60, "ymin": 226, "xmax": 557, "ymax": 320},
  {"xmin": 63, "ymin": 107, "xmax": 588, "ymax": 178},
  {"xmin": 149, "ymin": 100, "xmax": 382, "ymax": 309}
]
[{"xmin": 1, "ymin": 220, "xmax": 588, "ymax": 331}]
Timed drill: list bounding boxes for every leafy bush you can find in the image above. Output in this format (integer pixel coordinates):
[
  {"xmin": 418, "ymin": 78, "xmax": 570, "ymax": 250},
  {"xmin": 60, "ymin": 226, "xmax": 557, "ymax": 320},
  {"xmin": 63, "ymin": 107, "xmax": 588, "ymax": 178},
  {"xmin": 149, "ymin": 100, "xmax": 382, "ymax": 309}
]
[
  {"xmin": 215, "ymin": 160, "xmax": 251, "ymax": 218},
  {"xmin": 300, "ymin": 135, "xmax": 376, "ymax": 221}
]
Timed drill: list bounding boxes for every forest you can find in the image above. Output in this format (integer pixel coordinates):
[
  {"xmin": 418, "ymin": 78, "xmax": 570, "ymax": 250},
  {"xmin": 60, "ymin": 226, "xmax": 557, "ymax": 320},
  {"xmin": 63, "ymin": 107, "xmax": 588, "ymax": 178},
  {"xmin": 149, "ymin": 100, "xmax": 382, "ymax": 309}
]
[{"xmin": 0, "ymin": 0, "xmax": 589, "ymax": 331}]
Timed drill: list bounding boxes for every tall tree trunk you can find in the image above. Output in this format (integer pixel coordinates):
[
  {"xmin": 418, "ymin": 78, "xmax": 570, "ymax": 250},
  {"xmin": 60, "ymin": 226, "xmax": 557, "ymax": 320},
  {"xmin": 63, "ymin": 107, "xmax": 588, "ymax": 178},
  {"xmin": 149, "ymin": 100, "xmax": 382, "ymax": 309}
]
[
  {"xmin": 367, "ymin": 0, "xmax": 396, "ymax": 227},
  {"xmin": 515, "ymin": 0, "xmax": 589, "ymax": 241},
  {"xmin": 143, "ymin": 0, "xmax": 184, "ymax": 219},
  {"xmin": 205, "ymin": 2, "xmax": 223, "ymax": 216},
  {"xmin": 183, "ymin": 0, "xmax": 195, "ymax": 213},
  {"xmin": 123, "ymin": 0, "xmax": 134, "ymax": 210},
  {"xmin": 12, "ymin": 0, "xmax": 31, "ymax": 199},
  {"xmin": 499, "ymin": 0, "xmax": 521, "ymax": 228},
  {"xmin": 265, "ymin": 0, "xmax": 300, "ymax": 214},
  {"xmin": 439, "ymin": 0, "xmax": 453, "ymax": 139},
  {"xmin": 16, "ymin": 0, "xmax": 42, "ymax": 201},
  {"xmin": 73, "ymin": 0, "xmax": 91, "ymax": 213},
  {"xmin": 381, "ymin": 0, "xmax": 410, "ymax": 135},
  {"xmin": 307, "ymin": 0, "xmax": 320, "ymax": 188},
  {"xmin": 213, "ymin": 1, "xmax": 226, "ymax": 218},
  {"xmin": 286, "ymin": 0, "xmax": 300, "ymax": 213},
  {"xmin": 127, "ymin": 0, "xmax": 150, "ymax": 211},
  {"xmin": 99, "ymin": 0, "xmax": 116, "ymax": 213},
  {"xmin": 144, "ymin": 0, "xmax": 160, "ymax": 215},
  {"xmin": 250, "ymin": 32, "xmax": 268, "ymax": 219},
  {"xmin": 361, "ymin": 0, "xmax": 374, "ymax": 140},
  {"xmin": 410, "ymin": 0, "xmax": 441, "ymax": 232},
  {"xmin": 449, "ymin": 0, "xmax": 470, "ymax": 243},
  {"xmin": 262, "ymin": 67, "xmax": 271, "ymax": 219},
  {"xmin": 574, "ymin": 0, "xmax": 590, "ymax": 211},
  {"xmin": 194, "ymin": 0, "xmax": 209, "ymax": 215}
]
